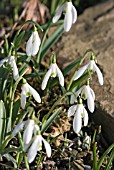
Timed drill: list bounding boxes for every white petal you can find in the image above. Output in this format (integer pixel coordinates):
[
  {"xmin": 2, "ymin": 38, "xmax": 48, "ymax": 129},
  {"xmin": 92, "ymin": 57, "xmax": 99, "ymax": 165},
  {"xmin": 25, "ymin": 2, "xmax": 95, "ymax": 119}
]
[
  {"xmin": 41, "ymin": 66, "xmax": 52, "ymax": 90},
  {"xmin": 0, "ymin": 57, "xmax": 9, "ymax": 67},
  {"xmin": 42, "ymin": 136, "xmax": 51, "ymax": 157},
  {"xmin": 27, "ymin": 136, "xmax": 39, "ymax": 163},
  {"xmin": 83, "ymin": 108, "xmax": 88, "ymax": 126},
  {"xmin": 21, "ymin": 91, "xmax": 26, "ymax": 109},
  {"xmin": 94, "ymin": 63, "xmax": 103, "ymax": 85},
  {"xmin": 70, "ymin": 94, "xmax": 75, "ymax": 104},
  {"xmin": 71, "ymin": 5, "xmax": 77, "ymax": 23},
  {"xmin": 73, "ymin": 105, "xmax": 82, "ymax": 134},
  {"xmin": 64, "ymin": 2, "xmax": 73, "ymax": 32},
  {"xmin": 28, "ymin": 83, "xmax": 41, "ymax": 103},
  {"xmin": 73, "ymin": 64, "xmax": 88, "ymax": 80},
  {"xmin": 90, "ymin": 87, "xmax": 95, "ymax": 100},
  {"xmin": 21, "ymin": 83, "xmax": 29, "ymax": 93},
  {"xmin": 52, "ymin": 5, "xmax": 64, "ymax": 23},
  {"xmin": 31, "ymin": 31, "xmax": 41, "ymax": 56},
  {"xmin": 33, "ymin": 124, "xmax": 40, "ymax": 135},
  {"xmin": 67, "ymin": 105, "xmax": 77, "ymax": 117},
  {"xmin": 9, "ymin": 56, "xmax": 19, "ymax": 81},
  {"xmin": 75, "ymin": 86, "xmax": 83, "ymax": 97},
  {"xmin": 70, "ymin": 87, "xmax": 77, "ymax": 104},
  {"xmin": 26, "ymin": 33, "xmax": 33, "ymax": 57},
  {"xmin": 88, "ymin": 60, "xmax": 94, "ymax": 70},
  {"xmin": 51, "ymin": 64, "xmax": 57, "ymax": 78},
  {"xmin": 81, "ymin": 86, "xmax": 88, "ymax": 99},
  {"xmin": 23, "ymin": 139, "xmax": 33, "ymax": 151},
  {"xmin": 87, "ymin": 90, "xmax": 95, "ymax": 113},
  {"xmin": 56, "ymin": 64, "xmax": 64, "ymax": 86},
  {"xmin": 23, "ymin": 120, "xmax": 35, "ymax": 144},
  {"xmin": 37, "ymin": 135, "xmax": 42, "ymax": 151},
  {"xmin": 12, "ymin": 121, "xmax": 26, "ymax": 136}
]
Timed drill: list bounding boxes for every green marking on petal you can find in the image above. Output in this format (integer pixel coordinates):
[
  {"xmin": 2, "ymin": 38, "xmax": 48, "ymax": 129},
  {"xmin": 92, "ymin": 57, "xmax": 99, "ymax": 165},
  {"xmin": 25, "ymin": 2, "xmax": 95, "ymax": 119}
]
[{"xmin": 26, "ymin": 92, "xmax": 30, "ymax": 97}]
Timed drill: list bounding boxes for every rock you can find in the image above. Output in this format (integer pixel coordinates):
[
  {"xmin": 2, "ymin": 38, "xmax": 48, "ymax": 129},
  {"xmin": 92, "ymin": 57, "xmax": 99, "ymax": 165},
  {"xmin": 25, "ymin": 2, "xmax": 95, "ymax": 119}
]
[{"xmin": 56, "ymin": 0, "xmax": 114, "ymax": 144}]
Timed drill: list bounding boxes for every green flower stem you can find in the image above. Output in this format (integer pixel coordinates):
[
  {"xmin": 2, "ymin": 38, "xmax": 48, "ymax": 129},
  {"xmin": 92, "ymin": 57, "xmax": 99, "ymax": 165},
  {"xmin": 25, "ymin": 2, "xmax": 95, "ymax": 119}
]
[
  {"xmin": 67, "ymin": 49, "xmax": 93, "ymax": 91},
  {"xmin": 13, "ymin": 20, "xmax": 43, "ymax": 45},
  {"xmin": 18, "ymin": 132, "xmax": 30, "ymax": 170},
  {"xmin": 7, "ymin": 68, "xmax": 28, "ymax": 133},
  {"xmin": 36, "ymin": 20, "xmax": 52, "ymax": 65},
  {"xmin": 93, "ymin": 142, "xmax": 97, "ymax": 170},
  {"xmin": 41, "ymin": 20, "xmax": 63, "ymax": 30}
]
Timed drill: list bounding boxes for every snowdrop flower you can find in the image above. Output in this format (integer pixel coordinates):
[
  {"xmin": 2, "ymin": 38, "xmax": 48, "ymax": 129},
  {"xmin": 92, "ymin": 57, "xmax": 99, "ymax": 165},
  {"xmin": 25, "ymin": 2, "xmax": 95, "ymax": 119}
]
[
  {"xmin": 73, "ymin": 59, "xmax": 103, "ymax": 85},
  {"xmin": 52, "ymin": 1, "xmax": 77, "ymax": 32},
  {"xmin": 12, "ymin": 119, "xmax": 35, "ymax": 144},
  {"xmin": 26, "ymin": 29, "xmax": 41, "ymax": 57},
  {"xmin": 0, "ymin": 56, "xmax": 19, "ymax": 81},
  {"xmin": 21, "ymin": 80, "xmax": 41, "ymax": 109},
  {"xmin": 9, "ymin": 56, "xmax": 19, "ymax": 81},
  {"xmin": 67, "ymin": 101, "xmax": 88, "ymax": 134},
  {"xmin": 27, "ymin": 134, "xmax": 51, "ymax": 163},
  {"xmin": 0, "ymin": 57, "xmax": 9, "ymax": 67},
  {"xmin": 71, "ymin": 84, "xmax": 95, "ymax": 113},
  {"xmin": 41, "ymin": 63, "xmax": 64, "ymax": 90}
]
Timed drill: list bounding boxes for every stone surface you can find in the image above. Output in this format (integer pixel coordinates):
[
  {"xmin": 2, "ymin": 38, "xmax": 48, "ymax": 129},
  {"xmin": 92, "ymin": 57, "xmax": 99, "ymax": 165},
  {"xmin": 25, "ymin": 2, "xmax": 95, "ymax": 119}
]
[{"xmin": 56, "ymin": 0, "xmax": 114, "ymax": 144}]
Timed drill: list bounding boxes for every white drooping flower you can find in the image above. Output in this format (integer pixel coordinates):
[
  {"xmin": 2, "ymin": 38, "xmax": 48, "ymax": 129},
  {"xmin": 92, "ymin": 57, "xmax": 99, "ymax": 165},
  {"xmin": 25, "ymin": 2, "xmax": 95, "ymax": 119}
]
[
  {"xmin": 52, "ymin": 1, "xmax": 77, "ymax": 32},
  {"xmin": 9, "ymin": 56, "xmax": 19, "ymax": 81},
  {"xmin": 12, "ymin": 119, "xmax": 35, "ymax": 144},
  {"xmin": 41, "ymin": 63, "xmax": 64, "ymax": 90},
  {"xmin": 27, "ymin": 134, "xmax": 51, "ymax": 163},
  {"xmin": 73, "ymin": 60, "xmax": 103, "ymax": 85},
  {"xmin": 67, "ymin": 103, "xmax": 88, "ymax": 134},
  {"xmin": 26, "ymin": 30, "xmax": 41, "ymax": 57},
  {"xmin": 21, "ymin": 81, "xmax": 41, "ymax": 109},
  {"xmin": 71, "ymin": 85, "xmax": 95, "ymax": 113},
  {"xmin": 0, "ymin": 56, "xmax": 19, "ymax": 81}
]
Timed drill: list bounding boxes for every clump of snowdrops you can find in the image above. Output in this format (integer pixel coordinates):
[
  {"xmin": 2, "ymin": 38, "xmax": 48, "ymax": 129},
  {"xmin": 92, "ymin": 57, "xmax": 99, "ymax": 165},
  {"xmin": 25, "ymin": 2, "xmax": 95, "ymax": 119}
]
[{"xmin": 0, "ymin": 0, "xmax": 114, "ymax": 169}]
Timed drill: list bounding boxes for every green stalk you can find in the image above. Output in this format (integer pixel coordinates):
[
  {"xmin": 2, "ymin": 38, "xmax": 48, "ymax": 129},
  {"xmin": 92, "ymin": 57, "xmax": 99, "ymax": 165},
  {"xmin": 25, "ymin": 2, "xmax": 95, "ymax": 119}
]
[
  {"xmin": 7, "ymin": 68, "xmax": 28, "ymax": 133},
  {"xmin": 93, "ymin": 142, "xmax": 98, "ymax": 170},
  {"xmin": 18, "ymin": 132, "xmax": 29, "ymax": 170},
  {"xmin": 36, "ymin": 20, "xmax": 52, "ymax": 65},
  {"xmin": 67, "ymin": 49, "xmax": 93, "ymax": 91}
]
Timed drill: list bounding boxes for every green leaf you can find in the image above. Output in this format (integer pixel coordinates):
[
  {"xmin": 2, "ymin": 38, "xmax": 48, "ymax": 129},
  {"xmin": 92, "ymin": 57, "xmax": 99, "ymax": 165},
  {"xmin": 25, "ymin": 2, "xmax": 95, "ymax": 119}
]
[
  {"xmin": 0, "ymin": 100, "xmax": 6, "ymax": 145},
  {"xmin": 0, "ymin": 67, "xmax": 9, "ymax": 78},
  {"xmin": 92, "ymin": 142, "xmax": 98, "ymax": 170},
  {"xmin": 105, "ymin": 148, "xmax": 114, "ymax": 170},
  {"xmin": 70, "ymin": 72, "xmax": 89, "ymax": 90},
  {"xmin": 15, "ymin": 31, "xmax": 25, "ymax": 50},
  {"xmin": 41, "ymin": 107, "xmax": 62, "ymax": 134},
  {"xmin": 63, "ymin": 59, "xmax": 81, "ymax": 76},
  {"xmin": 41, "ymin": 25, "xmax": 64, "ymax": 61},
  {"xmin": 12, "ymin": 99, "xmax": 20, "ymax": 126},
  {"xmin": 3, "ymin": 153, "xmax": 17, "ymax": 168},
  {"xmin": 97, "ymin": 143, "xmax": 114, "ymax": 170}
]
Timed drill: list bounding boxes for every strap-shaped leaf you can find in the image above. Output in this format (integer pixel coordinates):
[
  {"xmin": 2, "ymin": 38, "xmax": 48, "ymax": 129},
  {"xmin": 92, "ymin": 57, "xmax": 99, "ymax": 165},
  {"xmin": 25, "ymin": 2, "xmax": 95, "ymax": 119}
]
[
  {"xmin": 41, "ymin": 107, "xmax": 62, "ymax": 134},
  {"xmin": 41, "ymin": 25, "xmax": 64, "ymax": 61},
  {"xmin": 0, "ymin": 100, "xmax": 6, "ymax": 145}
]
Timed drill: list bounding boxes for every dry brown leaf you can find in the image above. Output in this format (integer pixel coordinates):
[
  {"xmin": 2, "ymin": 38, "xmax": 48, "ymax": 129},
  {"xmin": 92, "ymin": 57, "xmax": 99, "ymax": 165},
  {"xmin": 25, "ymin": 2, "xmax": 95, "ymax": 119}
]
[{"xmin": 25, "ymin": 0, "xmax": 38, "ymax": 21}]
